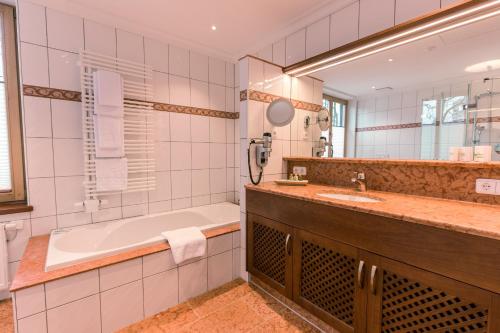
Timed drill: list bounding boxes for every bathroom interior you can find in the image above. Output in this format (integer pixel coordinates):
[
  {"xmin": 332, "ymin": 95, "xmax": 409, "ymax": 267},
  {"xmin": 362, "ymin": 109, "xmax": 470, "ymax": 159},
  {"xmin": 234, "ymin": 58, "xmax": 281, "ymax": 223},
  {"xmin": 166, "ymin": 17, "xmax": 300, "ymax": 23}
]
[{"xmin": 0, "ymin": 0, "xmax": 499, "ymax": 332}]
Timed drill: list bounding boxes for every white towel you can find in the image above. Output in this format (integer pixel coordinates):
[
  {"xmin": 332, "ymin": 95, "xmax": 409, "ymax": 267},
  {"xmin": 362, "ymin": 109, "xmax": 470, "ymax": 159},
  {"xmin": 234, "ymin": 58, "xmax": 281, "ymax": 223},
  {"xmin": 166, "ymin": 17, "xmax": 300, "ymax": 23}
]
[
  {"xmin": 161, "ymin": 227, "xmax": 206, "ymax": 264},
  {"xmin": 93, "ymin": 115, "xmax": 124, "ymax": 157},
  {"xmin": 0, "ymin": 225, "xmax": 8, "ymax": 291},
  {"xmin": 95, "ymin": 158, "xmax": 128, "ymax": 192},
  {"xmin": 93, "ymin": 70, "xmax": 123, "ymax": 107}
]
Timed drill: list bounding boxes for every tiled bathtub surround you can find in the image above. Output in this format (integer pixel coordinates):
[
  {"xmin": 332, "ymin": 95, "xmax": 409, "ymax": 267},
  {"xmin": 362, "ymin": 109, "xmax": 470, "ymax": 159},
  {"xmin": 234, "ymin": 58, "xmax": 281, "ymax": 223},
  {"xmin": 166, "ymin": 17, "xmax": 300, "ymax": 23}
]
[
  {"xmin": 285, "ymin": 157, "xmax": 500, "ymax": 205},
  {"xmin": 10, "ymin": 231, "xmax": 241, "ymax": 333},
  {"xmin": 3, "ymin": 0, "xmax": 242, "ymax": 296}
]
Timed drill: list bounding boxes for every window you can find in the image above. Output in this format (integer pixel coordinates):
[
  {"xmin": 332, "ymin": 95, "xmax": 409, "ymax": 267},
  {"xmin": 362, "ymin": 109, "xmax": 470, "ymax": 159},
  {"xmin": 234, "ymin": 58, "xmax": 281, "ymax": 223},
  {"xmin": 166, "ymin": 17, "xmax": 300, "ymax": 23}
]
[
  {"xmin": 0, "ymin": 4, "xmax": 24, "ymax": 202},
  {"xmin": 442, "ymin": 96, "xmax": 466, "ymax": 124},
  {"xmin": 322, "ymin": 94, "xmax": 347, "ymax": 158},
  {"xmin": 421, "ymin": 99, "xmax": 437, "ymax": 125}
]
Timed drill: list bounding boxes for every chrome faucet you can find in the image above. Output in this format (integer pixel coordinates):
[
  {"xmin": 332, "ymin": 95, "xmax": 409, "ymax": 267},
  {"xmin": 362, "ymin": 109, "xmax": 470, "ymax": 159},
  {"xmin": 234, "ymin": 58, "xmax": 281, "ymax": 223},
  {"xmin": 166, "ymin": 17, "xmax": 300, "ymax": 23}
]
[{"xmin": 351, "ymin": 172, "xmax": 367, "ymax": 192}]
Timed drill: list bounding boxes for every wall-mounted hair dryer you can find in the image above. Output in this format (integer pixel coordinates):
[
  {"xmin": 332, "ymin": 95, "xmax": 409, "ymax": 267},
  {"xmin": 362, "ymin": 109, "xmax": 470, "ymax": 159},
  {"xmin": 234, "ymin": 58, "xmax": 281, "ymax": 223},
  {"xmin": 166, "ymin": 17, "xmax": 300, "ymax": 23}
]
[
  {"xmin": 248, "ymin": 98, "xmax": 294, "ymax": 185},
  {"xmin": 248, "ymin": 133, "xmax": 272, "ymax": 185}
]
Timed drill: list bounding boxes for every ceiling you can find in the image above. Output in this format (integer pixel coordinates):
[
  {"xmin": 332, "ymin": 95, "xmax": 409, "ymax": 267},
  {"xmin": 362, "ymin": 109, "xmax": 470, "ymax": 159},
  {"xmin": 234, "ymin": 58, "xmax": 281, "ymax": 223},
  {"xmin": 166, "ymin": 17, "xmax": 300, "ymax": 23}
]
[
  {"xmin": 316, "ymin": 14, "xmax": 500, "ymax": 98},
  {"xmin": 31, "ymin": 0, "xmax": 348, "ymax": 61}
]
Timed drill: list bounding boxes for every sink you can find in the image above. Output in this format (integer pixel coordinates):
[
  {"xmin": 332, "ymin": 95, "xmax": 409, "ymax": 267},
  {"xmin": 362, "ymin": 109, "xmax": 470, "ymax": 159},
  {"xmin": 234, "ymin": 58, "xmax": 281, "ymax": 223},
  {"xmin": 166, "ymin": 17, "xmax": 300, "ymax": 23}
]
[{"xmin": 317, "ymin": 193, "xmax": 381, "ymax": 203}]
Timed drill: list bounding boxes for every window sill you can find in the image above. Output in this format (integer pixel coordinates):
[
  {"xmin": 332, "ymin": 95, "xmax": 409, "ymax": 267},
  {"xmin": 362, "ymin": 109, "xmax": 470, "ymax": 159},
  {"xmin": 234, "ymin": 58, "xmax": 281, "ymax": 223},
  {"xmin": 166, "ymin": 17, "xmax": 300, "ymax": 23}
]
[{"xmin": 0, "ymin": 202, "xmax": 33, "ymax": 216}]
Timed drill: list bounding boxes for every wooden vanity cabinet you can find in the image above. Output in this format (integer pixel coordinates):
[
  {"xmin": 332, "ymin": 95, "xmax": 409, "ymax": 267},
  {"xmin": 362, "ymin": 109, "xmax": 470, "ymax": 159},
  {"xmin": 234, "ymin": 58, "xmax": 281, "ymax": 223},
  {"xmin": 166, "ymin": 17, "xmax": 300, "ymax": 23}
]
[
  {"xmin": 362, "ymin": 252, "xmax": 499, "ymax": 333},
  {"xmin": 292, "ymin": 229, "xmax": 367, "ymax": 333},
  {"xmin": 247, "ymin": 213, "xmax": 293, "ymax": 298},
  {"xmin": 247, "ymin": 212, "xmax": 366, "ymax": 332},
  {"xmin": 246, "ymin": 189, "xmax": 500, "ymax": 333}
]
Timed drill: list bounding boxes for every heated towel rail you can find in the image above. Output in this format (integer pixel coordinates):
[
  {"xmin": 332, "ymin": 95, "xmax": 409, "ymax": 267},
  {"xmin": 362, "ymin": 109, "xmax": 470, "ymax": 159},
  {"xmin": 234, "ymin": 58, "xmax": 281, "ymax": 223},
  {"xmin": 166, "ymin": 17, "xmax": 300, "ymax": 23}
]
[{"xmin": 79, "ymin": 50, "xmax": 155, "ymax": 201}]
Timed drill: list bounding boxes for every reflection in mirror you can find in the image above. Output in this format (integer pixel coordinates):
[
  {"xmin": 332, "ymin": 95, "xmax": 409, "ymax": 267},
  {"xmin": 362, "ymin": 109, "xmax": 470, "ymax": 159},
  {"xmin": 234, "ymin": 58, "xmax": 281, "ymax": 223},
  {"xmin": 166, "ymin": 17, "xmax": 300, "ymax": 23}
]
[{"xmin": 314, "ymin": 13, "xmax": 500, "ymax": 161}]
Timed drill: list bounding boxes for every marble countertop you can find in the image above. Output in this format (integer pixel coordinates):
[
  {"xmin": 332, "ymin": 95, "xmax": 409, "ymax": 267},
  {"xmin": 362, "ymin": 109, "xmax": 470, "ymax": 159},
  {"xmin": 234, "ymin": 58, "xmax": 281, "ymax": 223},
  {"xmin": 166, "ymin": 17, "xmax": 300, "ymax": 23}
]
[{"xmin": 246, "ymin": 182, "xmax": 500, "ymax": 241}]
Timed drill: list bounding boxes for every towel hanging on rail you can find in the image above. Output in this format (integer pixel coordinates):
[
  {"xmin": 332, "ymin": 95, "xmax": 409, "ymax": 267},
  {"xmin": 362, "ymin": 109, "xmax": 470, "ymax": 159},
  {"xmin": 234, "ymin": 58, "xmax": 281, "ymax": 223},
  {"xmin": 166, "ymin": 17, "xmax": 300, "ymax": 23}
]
[
  {"xmin": 93, "ymin": 70, "xmax": 123, "ymax": 108},
  {"xmin": 95, "ymin": 158, "xmax": 128, "ymax": 192},
  {"xmin": 93, "ymin": 70, "xmax": 125, "ymax": 158},
  {"xmin": 93, "ymin": 114, "xmax": 124, "ymax": 157}
]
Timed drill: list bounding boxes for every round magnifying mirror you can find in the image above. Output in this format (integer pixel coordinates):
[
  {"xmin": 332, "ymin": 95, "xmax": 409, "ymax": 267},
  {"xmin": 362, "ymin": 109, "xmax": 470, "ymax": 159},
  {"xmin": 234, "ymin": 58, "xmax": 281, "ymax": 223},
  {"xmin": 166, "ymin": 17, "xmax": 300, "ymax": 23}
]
[
  {"xmin": 317, "ymin": 108, "xmax": 330, "ymax": 131},
  {"xmin": 266, "ymin": 98, "xmax": 295, "ymax": 127}
]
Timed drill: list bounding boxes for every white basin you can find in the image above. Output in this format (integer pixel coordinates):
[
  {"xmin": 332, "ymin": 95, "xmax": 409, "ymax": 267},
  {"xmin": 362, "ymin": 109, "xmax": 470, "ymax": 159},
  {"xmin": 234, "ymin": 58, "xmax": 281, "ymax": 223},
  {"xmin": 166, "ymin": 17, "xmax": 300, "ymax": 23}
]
[{"xmin": 317, "ymin": 193, "xmax": 381, "ymax": 203}]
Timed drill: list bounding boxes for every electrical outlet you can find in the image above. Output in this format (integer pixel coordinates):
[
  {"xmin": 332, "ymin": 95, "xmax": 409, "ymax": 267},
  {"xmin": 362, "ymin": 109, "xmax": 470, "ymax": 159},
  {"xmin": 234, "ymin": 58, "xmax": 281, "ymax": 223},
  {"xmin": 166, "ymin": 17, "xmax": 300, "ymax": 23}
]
[
  {"xmin": 475, "ymin": 179, "xmax": 497, "ymax": 195},
  {"xmin": 293, "ymin": 166, "xmax": 307, "ymax": 176}
]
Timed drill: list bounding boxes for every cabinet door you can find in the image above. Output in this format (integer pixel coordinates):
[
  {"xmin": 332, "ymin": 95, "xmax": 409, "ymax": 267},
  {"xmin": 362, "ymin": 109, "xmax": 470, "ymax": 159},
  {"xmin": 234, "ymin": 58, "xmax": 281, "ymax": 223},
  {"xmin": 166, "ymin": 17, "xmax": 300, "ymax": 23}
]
[
  {"xmin": 247, "ymin": 213, "xmax": 293, "ymax": 298},
  {"xmin": 293, "ymin": 229, "xmax": 367, "ymax": 333},
  {"xmin": 365, "ymin": 253, "xmax": 500, "ymax": 333}
]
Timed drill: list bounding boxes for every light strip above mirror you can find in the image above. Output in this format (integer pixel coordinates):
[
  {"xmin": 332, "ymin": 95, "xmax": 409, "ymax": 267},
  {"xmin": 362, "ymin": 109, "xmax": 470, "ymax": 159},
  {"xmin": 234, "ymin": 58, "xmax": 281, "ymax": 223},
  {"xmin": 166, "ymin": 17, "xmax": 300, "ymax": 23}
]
[{"xmin": 284, "ymin": 0, "xmax": 500, "ymax": 77}]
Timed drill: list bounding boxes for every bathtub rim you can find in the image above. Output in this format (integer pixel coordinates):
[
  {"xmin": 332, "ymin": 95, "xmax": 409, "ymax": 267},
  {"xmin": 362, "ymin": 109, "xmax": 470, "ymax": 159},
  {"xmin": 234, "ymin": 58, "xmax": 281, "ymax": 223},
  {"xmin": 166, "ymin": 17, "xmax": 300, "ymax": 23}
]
[
  {"xmin": 10, "ymin": 222, "xmax": 240, "ymax": 292},
  {"xmin": 45, "ymin": 202, "xmax": 240, "ymax": 272}
]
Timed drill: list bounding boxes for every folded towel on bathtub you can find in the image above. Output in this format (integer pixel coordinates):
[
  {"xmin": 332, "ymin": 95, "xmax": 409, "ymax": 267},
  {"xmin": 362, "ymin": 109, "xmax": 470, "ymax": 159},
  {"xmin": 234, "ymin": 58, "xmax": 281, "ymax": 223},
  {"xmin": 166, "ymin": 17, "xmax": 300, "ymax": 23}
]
[{"xmin": 161, "ymin": 227, "xmax": 206, "ymax": 264}]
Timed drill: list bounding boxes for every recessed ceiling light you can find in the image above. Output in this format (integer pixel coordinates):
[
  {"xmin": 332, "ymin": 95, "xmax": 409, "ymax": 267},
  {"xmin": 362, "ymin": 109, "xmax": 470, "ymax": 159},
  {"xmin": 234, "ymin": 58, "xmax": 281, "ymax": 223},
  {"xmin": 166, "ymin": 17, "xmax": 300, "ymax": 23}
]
[
  {"xmin": 388, "ymin": 58, "xmax": 394, "ymax": 62},
  {"xmin": 211, "ymin": 25, "xmax": 217, "ymax": 31},
  {"xmin": 371, "ymin": 86, "xmax": 376, "ymax": 89},
  {"xmin": 465, "ymin": 59, "xmax": 500, "ymax": 72}
]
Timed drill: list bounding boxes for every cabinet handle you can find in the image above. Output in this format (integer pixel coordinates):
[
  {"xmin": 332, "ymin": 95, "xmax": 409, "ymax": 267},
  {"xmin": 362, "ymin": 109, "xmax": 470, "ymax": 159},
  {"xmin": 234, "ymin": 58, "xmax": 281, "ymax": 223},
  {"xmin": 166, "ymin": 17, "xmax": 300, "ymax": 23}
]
[
  {"xmin": 370, "ymin": 265, "xmax": 378, "ymax": 295},
  {"xmin": 357, "ymin": 260, "xmax": 365, "ymax": 289},
  {"xmin": 285, "ymin": 234, "xmax": 292, "ymax": 256}
]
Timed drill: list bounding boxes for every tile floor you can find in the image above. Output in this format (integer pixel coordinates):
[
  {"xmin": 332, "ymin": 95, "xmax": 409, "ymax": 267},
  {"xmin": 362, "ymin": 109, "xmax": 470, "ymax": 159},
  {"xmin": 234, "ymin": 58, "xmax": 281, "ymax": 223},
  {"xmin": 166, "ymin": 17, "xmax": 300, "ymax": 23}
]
[
  {"xmin": 0, "ymin": 279, "xmax": 319, "ymax": 333},
  {"xmin": 119, "ymin": 278, "xmax": 319, "ymax": 332},
  {"xmin": 1, "ymin": 298, "xmax": 14, "ymax": 333}
]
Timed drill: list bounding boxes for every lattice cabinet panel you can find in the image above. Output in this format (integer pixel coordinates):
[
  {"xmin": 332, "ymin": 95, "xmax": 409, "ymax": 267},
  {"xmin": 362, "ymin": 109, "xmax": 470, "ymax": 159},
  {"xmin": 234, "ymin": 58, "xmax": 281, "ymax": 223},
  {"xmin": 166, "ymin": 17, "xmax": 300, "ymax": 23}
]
[
  {"xmin": 252, "ymin": 220, "xmax": 288, "ymax": 287},
  {"xmin": 300, "ymin": 239, "xmax": 357, "ymax": 327},
  {"xmin": 381, "ymin": 270, "xmax": 489, "ymax": 333}
]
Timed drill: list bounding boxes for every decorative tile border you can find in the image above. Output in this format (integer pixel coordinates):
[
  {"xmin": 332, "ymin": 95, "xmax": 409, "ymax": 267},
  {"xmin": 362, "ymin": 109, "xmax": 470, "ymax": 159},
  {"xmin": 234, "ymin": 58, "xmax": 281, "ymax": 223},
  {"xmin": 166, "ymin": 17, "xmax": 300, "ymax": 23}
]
[
  {"xmin": 240, "ymin": 89, "xmax": 323, "ymax": 112},
  {"xmin": 153, "ymin": 102, "xmax": 238, "ymax": 119},
  {"xmin": 23, "ymin": 85, "xmax": 239, "ymax": 119},
  {"xmin": 23, "ymin": 85, "xmax": 81, "ymax": 102},
  {"xmin": 474, "ymin": 116, "xmax": 500, "ymax": 124},
  {"xmin": 356, "ymin": 122, "xmax": 421, "ymax": 132},
  {"xmin": 356, "ymin": 117, "xmax": 500, "ymax": 132}
]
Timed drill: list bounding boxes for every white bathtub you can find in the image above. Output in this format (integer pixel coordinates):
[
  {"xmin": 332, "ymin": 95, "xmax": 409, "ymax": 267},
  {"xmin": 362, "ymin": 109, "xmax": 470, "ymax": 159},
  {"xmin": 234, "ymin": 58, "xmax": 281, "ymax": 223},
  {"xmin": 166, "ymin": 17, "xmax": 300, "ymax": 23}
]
[{"xmin": 45, "ymin": 202, "xmax": 240, "ymax": 271}]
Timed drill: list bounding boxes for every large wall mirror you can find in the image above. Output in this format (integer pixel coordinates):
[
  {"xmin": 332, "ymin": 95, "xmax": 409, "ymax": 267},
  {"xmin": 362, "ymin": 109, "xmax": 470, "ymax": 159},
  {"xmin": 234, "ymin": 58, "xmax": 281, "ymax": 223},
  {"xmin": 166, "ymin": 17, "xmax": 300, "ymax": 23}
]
[{"xmin": 314, "ymin": 10, "xmax": 500, "ymax": 161}]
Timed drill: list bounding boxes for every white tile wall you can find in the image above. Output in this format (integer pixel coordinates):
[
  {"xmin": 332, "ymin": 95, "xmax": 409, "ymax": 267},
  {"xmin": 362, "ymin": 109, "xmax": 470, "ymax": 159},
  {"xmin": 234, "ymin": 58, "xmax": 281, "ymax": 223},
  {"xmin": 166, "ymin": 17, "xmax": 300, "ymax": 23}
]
[
  {"xmin": 45, "ymin": 270, "xmax": 99, "ymax": 308},
  {"xmin": 330, "ymin": 1, "xmax": 359, "ymax": 49},
  {"xmin": 47, "ymin": 295, "xmax": 101, "ymax": 333},
  {"xmin": 256, "ymin": 0, "xmax": 457, "ymax": 69},
  {"xmin": 46, "ymin": 8, "xmax": 84, "ymax": 53},
  {"xmin": 18, "ymin": 1, "xmax": 47, "ymax": 46},
  {"xmin": 99, "ymin": 258, "xmax": 142, "ymax": 291},
  {"xmin": 285, "ymin": 29, "xmax": 306, "ymax": 66},
  {"xmin": 143, "ymin": 269, "xmax": 178, "ymax": 317},
  {"xmin": 178, "ymin": 258, "xmax": 207, "ymax": 302},
  {"xmin": 395, "ymin": 0, "xmax": 440, "ymax": 24},
  {"xmin": 14, "ymin": 284, "xmax": 45, "ymax": 319},
  {"xmin": 306, "ymin": 17, "xmax": 330, "ymax": 58},
  {"xmin": 239, "ymin": 56, "xmax": 321, "ymax": 280},
  {"xmin": 101, "ymin": 280, "xmax": 144, "ymax": 333},
  {"xmin": 8, "ymin": 2, "xmax": 238, "ymax": 290},
  {"xmin": 354, "ymin": 80, "xmax": 484, "ymax": 159},
  {"xmin": 84, "ymin": 20, "xmax": 117, "ymax": 57}
]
